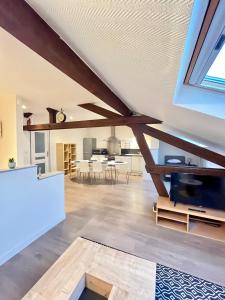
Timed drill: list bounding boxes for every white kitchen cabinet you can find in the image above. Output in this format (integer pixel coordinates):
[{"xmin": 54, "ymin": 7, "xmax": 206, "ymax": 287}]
[
  {"xmin": 131, "ymin": 156, "xmax": 145, "ymax": 174},
  {"xmin": 117, "ymin": 155, "xmax": 144, "ymax": 175}
]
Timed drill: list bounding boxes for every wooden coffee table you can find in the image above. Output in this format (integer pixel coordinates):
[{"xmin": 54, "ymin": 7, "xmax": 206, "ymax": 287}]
[{"xmin": 22, "ymin": 237, "xmax": 156, "ymax": 299}]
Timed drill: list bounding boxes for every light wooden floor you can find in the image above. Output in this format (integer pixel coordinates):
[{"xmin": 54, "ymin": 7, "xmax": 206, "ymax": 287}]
[
  {"xmin": 0, "ymin": 176, "xmax": 225, "ymax": 299},
  {"xmin": 22, "ymin": 237, "xmax": 156, "ymax": 300}
]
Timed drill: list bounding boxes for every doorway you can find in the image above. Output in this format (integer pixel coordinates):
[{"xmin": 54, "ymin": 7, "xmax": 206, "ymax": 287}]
[{"xmin": 31, "ymin": 131, "xmax": 50, "ymax": 174}]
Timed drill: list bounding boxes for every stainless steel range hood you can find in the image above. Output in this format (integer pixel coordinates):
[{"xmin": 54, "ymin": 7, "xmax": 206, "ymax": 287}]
[{"xmin": 107, "ymin": 127, "xmax": 121, "ymax": 155}]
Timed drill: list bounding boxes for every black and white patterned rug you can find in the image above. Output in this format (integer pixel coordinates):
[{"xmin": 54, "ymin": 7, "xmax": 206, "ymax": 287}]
[
  {"xmin": 156, "ymin": 264, "xmax": 225, "ymax": 300},
  {"xmin": 81, "ymin": 237, "xmax": 225, "ymax": 299}
]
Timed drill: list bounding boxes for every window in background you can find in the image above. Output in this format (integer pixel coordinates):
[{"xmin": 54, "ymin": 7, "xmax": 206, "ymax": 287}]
[{"xmin": 201, "ymin": 34, "xmax": 225, "ymax": 91}]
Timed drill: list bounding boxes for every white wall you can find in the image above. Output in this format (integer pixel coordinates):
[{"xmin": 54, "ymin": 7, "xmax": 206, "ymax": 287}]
[
  {"xmin": 85, "ymin": 126, "xmax": 135, "ymax": 149},
  {"xmin": 158, "ymin": 141, "xmax": 202, "ymax": 166},
  {"xmin": 86, "ymin": 126, "xmax": 159, "ymax": 149},
  {"xmin": 86, "ymin": 127, "xmax": 110, "ymax": 148},
  {"xmin": 86, "ymin": 126, "xmax": 134, "ymax": 149},
  {"xmin": 0, "ymin": 166, "xmax": 65, "ymax": 265}
]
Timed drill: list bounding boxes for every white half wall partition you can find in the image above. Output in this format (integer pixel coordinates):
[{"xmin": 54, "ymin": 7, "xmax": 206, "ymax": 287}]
[{"xmin": 0, "ymin": 166, "xmax": 65, "ymax": 265}]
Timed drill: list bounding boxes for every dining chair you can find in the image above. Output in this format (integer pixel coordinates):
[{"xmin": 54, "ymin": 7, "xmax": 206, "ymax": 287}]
[
  {"xmin": 90, "ymin": 161, "xmax": 104, "ymax": 182},
  {"xmin": 78, "ymin": 160, "xmax": 90, "ymax": 181},
  {"xmin": 116, "ymin": 162, "xmax": 131, "ymax": 184},
  {"xmin": 103, "ymin": 162, "xmax": 112, "ymax": 180}
]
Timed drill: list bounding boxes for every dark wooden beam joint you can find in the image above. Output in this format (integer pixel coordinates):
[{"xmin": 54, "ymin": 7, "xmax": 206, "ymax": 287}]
[
  {"xmin": 23, "ymin": 112, "xmax": 33, "ymax": 118},
  {"xmin": 78, "ymin": 103, "xmax": 225, "ymax": 191},
  {"xmin": 78, "ymin": 104, "xmax": 225, "ymax": 169},
  {"xmin": 46, "ymin": 107, "xmax": 59, "ymax": 123},
  {"xmin": 131, "ymin": 124, "xmax": 169, "ymax": 197},
  {"xmin": 141, "ymin": 124, "xmax": 225, "ymax": 168}
]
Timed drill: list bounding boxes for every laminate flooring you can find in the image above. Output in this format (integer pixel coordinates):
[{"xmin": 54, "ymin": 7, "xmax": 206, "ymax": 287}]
[{"xmin": 0, "ymin": 176, "xmax": 224, "ymax": 299}]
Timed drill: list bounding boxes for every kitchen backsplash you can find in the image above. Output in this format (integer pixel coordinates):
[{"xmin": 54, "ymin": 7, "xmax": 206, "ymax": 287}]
[
  {"xmin": 92, "ymin": 148, "xmax": 141, "ymax": 155},
  {"xmin": 121, "ymin": 148, "xmax": 140, "ymax": 155}
]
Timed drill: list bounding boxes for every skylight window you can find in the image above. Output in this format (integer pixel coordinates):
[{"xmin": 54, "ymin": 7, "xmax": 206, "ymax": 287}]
[
  {"xmin": 188, "ymin": 31, "xmax": 225, "ymax": 93},
  {"xmin": 185, "ymin": 1, "xmax": 225, "ymax": 94},
  {"xmin": 201, "ymin": 36, "xmax": 225, "ymax": 91}
]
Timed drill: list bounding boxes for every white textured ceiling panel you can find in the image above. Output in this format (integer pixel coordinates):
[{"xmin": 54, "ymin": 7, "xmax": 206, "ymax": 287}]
[
  {"xmin": 24, "ymin": 0, "xmax": 225, "ymax": 146},
  {"xmin": 26, "ymin": 0, "xmax": 193, "ymax": 114}
]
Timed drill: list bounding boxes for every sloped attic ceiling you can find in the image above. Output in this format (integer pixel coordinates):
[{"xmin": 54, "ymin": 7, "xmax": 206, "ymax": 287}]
[
  {"xmin": 25, "ymin": 0, "xmax": 225, "ymax": 147},
  {"xmin": 0, "ymin": 27, "xmax": 102, "ymax": 117}
]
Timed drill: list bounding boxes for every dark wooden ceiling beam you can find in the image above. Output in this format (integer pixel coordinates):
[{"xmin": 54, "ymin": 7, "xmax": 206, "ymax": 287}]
[
  {"xmin": 78, "ymin": 103, "xmax": 225, "ymax": 168},
  {"xmin": 46, "ymin": 107, "xmax": 59, "ymax": 123},
  {"xmin": 147, "ymin": 165, "xmax": 225, "ymax": 177},
  {"xmin": 23, "ymin": 115, "xmax": 158, "ymax": 131},
  {"xmin": 78, "ymin": 103, "xmax": 162, "ymax": 124},
  {"xmin": 23, "ymin": 112, "xmax": 32, "ymax": 118},
  {"xmin": 78, "ymin": 103, "xmax": 163, "ymax": 123},
  {"xmin": 141, "ymin": 124, "xmax": 225, "ymax": 168},
  {"xmin": 78, "ymin": 103, "xmax": 121, "ymax": 118},
  {"xmin": 0, "ymin": 0, "xmax": 131, "ymax": 116},
  {"xmin": 78, "ymin": 103, "xmax": 168, "ymax": 196},
  {"xmin": 131, "ymin": 124, "xmax": 168, "ymax": 197}
]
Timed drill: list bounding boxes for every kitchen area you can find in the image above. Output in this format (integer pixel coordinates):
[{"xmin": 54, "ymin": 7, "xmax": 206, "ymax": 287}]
[
  {"xmin": 54, "ymin": 126, "xmax": 159, "ymax": 183},
  {"xmin": 32, "ymin": 124, "xmax": 203, "ymax": 185},
  {"xmin": 86, "ymin": 127, "xmax": 143, "ymax": 175},
  {"xmin": 79, "ymin": 126, "xmax": 159, "ymax": 180}
]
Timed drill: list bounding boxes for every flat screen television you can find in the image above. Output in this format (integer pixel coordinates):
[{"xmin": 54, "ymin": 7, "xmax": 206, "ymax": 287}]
[{"xmin": 170, "ymin": 173, "xmax": 225, "ymax": 211}]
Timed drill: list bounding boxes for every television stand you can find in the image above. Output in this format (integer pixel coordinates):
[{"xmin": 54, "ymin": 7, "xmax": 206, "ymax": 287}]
[
  {"xmin": 189, "ymin": 216, "xmax": 221, "ymax": 227},
  {"xmin": 156, "ymin": 197, "xmax": 225, "ymax": 242},
  {"xmin": 188, "ymin": 207, "xmax": 206, "ymax": 213}
]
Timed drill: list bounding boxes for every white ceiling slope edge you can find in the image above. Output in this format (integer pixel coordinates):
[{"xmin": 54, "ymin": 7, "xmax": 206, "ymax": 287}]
[
  {"xmin": 24, "ymin": 0, "xmax": 224, "ymax": 148},
  {"xmin": 0, "ymin": 27, "xmax": 103, "ymax": 118}
]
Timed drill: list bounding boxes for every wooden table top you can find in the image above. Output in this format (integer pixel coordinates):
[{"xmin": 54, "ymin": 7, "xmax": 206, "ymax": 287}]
[{"xmin": 22, "ymin": 237, "xmax": 156, "ymax": 300}]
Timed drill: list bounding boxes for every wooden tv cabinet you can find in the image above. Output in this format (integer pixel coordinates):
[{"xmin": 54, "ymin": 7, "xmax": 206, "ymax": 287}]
[{"xmin": 156, "ymin": 197, "xmax": 225, "ymax": 242}]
